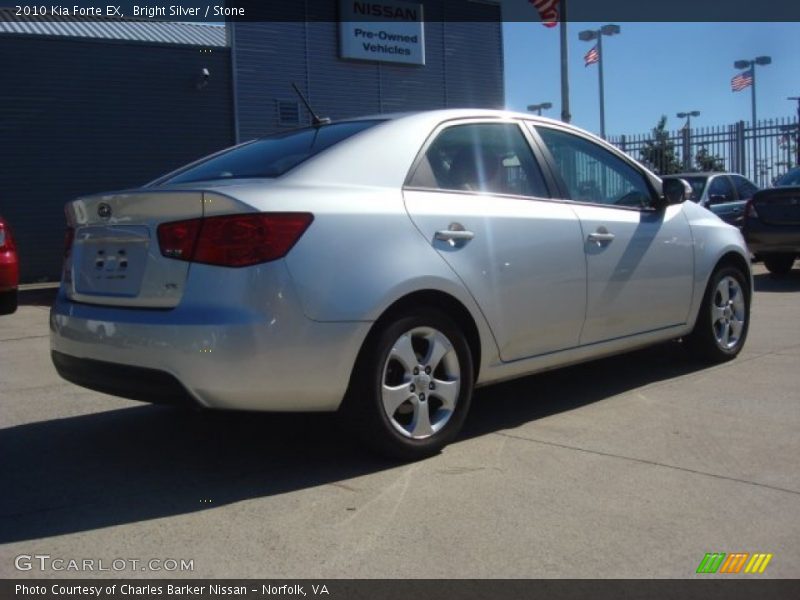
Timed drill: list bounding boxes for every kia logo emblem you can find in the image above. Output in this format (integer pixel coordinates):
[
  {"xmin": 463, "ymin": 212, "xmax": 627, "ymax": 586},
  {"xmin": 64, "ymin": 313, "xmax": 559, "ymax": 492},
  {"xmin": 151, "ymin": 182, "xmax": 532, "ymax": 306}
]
[{"xmin": 97, "ymin": 203, "xmax": 112, "ymax": 219}]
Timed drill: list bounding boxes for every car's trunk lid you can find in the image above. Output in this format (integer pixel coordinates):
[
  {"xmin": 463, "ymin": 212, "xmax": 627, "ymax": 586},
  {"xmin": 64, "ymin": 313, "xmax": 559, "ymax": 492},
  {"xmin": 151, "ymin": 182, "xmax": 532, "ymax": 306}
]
[
  {"xmin": 751, "ymin": 189, "xmax": 800, "ymax": 226},
  {"xmin": 64, "ymin": 189, "xmax": 240, "ymax": 308}
]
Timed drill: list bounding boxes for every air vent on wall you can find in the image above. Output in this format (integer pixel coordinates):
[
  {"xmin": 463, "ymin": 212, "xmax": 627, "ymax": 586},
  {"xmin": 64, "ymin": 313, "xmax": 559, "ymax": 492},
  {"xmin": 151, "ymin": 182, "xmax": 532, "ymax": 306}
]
[{"xmin": 277, "ymin": 100, "xmax": 300, "ymax": 126}]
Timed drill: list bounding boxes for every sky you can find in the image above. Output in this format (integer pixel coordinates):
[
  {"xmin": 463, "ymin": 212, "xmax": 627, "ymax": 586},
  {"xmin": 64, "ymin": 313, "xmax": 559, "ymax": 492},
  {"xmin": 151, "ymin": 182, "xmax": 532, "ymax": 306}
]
[{"xmin": 503, "ymin": 21, "xmax": 800, "ymax": 137}]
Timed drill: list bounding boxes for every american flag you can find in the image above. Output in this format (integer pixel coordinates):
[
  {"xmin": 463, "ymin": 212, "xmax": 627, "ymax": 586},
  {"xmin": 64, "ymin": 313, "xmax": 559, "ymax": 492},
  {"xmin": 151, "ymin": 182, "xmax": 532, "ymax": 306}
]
[
  {"xmin": 584, "ymin": 45, "xmax": 599, "ymax": 67},
  {"xmin": 530, "ymin": 0, "xmax": 559, "ymax": 28},
  {"xmin": 731, "ymin": 70, "xmax": 753, "ymax": 92}
]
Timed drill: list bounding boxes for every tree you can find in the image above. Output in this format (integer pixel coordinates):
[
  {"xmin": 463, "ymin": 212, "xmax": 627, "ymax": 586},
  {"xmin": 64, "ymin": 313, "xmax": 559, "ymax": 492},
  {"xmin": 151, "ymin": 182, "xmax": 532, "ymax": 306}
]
[
  {"xmin": 694, "ymin": 146, "xmax": 725, "ymax": 172},
  {"xmin": 639, "ymin": 116, "xmax": 682, "ymax": 175}
]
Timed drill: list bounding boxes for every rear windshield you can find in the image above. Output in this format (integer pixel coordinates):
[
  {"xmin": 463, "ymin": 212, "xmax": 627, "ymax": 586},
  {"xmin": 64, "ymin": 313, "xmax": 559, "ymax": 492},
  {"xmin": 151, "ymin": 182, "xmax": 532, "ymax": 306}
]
[
  {"xmin": 776, "ymin": 167, "xmax": 800, "ymax": 187},
  {"xmin": 161, "ymin": 120, "xmax": 382, "ymax": 184}
]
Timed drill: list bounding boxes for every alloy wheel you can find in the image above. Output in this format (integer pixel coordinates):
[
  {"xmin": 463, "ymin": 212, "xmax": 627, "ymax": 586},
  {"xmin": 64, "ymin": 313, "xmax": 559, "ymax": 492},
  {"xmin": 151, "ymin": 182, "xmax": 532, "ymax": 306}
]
[
  {"xmin": 711, "ymin": 275, "xmax": 746, "ymax": 351},
  {"xmin": 380, "ymin": 326, "xmax": 461, "ymax": 439}
]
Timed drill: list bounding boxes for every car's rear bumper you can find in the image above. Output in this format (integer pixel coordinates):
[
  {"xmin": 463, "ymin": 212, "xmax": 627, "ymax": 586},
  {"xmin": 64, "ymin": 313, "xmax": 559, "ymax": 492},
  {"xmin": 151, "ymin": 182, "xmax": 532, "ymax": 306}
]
[
  {"xmin": 51, "ymin": 350, "xmax": 198, "ymax": 407},
  {"xmin": 744, "ymin": 224, "xmax": 800, "ymax": 255},
  {"xmin": 49, "ymin": 261, "xmax": 372, "ymax": 412},
  {"xmin": 0, "ymin": 252, "xmax": 18, "ymax": 291}
]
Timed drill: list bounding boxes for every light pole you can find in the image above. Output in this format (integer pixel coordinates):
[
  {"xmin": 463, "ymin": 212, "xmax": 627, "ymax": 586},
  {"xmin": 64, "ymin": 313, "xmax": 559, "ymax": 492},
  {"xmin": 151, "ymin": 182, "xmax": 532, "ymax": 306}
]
[
  {"xmin": 579, "ymin": 24, "xmax": 620, "ymax": 139},
  {"xmin": 677, "ymin": 110, "xmax": 700, "ymax": 170},
  {"xmin": 734, "ymin": 56, "xmax": 771, "ymax": 182},
  {"xmin": 527, "ymin": 102, "xmax": 553, "ymax": 116},
  {"xmin": 789, "ymin": 96, "xmax": 800, "ymax": 166},
  {"xmin": 677, "ymin": 110, "xmax": 700, "ymax": 131}
]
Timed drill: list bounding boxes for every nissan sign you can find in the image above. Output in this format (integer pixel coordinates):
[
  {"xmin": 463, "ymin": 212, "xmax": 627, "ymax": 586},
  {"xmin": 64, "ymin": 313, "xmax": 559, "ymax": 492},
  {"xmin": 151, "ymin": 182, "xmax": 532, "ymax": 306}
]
[{"xmin": 339, "ymin": 0, "xmax": 425, "ymax": 66}]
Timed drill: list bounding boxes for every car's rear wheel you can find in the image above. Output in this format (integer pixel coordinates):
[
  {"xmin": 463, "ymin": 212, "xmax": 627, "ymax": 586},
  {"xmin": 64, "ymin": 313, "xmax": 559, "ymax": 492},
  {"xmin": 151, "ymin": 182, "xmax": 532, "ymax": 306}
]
[
  {"xmin": 684, "ymin": 265, "xmax": 750, "ymax": 363},
  {"xmin": 0, "ymin": 290, "xmax": 17, "ymax": 315},
  {"xmin": 342, "ymin": 309, "xmax": 474, "ymax": 460},
  {"xmin": 763, "ymin": 254, "xmax": 795, "ymax": 277}
]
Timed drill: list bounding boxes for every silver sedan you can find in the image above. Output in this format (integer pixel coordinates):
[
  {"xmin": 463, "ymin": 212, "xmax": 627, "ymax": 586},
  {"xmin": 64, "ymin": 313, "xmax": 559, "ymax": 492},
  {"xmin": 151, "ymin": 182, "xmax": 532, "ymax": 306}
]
[{"xmin": 51, "ymin": 110, "xmax": 752, "ymax": 459}]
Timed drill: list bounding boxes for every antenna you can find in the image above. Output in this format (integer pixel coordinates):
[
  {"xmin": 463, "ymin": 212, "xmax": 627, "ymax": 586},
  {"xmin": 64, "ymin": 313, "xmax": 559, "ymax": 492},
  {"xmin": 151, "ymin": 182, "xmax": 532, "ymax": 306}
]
[{"xmin": 292, "ymin": 83, "xmax": 331, "ymax": 126}]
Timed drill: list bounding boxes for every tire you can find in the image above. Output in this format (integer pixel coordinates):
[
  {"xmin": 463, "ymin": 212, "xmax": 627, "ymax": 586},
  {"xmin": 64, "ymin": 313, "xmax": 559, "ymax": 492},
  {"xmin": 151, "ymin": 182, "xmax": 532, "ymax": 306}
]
[
  {"xmin": 763, "ymin": 254, "xmax": 795, "ymax": 277},
  {"xmin": 684, "ymin": 265, "xmax": 750, "ymax": 363},
  {"xmin": 0, "ymin": 290, "xmax": 18, "ymax": 315},
  {"xmin": 341, "ymin": 308, "xmax": 474, "ymax": 461}
]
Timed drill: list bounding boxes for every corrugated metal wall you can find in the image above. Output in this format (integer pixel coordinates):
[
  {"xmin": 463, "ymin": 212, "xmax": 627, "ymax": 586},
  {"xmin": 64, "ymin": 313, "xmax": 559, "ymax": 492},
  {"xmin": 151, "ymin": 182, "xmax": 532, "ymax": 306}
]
[
  {"xmin": 0, "ymin": 36, "xmax": 234, "ymax": 282},
  {"xmin": 233, "ymin": 0, "xmax": 503, "ymax": 141},
  {"xmin": 1, "ymin": 1, "xmax": 501, "ymax": 282}
]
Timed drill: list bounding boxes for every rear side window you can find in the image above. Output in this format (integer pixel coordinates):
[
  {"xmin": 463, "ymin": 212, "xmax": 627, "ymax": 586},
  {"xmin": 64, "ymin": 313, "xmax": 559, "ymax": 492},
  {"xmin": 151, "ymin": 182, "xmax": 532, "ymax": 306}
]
[
  {"xmin": 730, "ymin": 175, "xmax": 758, "ymax": 200},
  {"xmin": 776, "ymin": 167, "xmax": 800, "ymax": 186},
  {"xmin": 408, "ymin": 123, "xmax": 549, "ymax": 198},
  {"xmin": 707, "ymin": 176, "xmax": 735, "ymax": 204},
  {"xmin": 161, "ymin": 120, "xmax": 382, "ymax": 184}
]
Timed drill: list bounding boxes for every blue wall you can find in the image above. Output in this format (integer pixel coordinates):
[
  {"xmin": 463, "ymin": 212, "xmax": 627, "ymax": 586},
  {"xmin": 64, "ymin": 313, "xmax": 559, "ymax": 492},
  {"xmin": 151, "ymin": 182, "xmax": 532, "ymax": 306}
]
[{"xmin": 0, "ymin": 36, "xmax": 234, "ymax": 282}]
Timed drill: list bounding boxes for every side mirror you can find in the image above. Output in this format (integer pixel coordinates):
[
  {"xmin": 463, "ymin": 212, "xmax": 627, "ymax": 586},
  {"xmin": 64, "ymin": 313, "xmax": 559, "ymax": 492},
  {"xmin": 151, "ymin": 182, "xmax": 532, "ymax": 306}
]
[{"xmin": 660, "ymin": 178, "xmax": 691, "ymax": 208}]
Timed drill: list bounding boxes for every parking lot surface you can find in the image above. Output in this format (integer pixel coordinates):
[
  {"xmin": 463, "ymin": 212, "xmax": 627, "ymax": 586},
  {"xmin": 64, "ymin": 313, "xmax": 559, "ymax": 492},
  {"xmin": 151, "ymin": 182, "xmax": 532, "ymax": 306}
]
[{"xmin": 1, "ymin": 265, "xmax": 799, "ymax": 578}]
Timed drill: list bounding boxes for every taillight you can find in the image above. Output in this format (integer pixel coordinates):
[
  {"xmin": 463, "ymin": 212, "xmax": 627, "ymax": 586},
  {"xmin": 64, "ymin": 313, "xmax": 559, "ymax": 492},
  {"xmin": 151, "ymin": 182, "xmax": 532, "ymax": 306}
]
[
  {"xmin": 63, "ymin": 227, "xmax": 75, "ymax": 258},
  {"xmin": 745, "ymin": 200, "xmax": 759, "ymax": 220},
  {"xmin": 158, "ymin": 213, "xmax": 313, "ymax": 267},
  {"xmin": 157, "ymin": 219, "xmax": 202, "ymax": 262},
  {"xmin": 0, "ymin": 219, "xmax": 16, "ymax": 252}
]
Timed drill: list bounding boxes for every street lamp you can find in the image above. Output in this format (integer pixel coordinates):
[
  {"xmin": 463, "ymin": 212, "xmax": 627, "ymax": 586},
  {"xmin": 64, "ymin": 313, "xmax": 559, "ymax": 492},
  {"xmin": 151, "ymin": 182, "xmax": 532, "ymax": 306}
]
[
  {"xmin": 676, "ymin": 110, "xmax": 700, "ymax": 130},
  {"xmin": 677, "ymin": 111, "xmax": 701, "ymax": 171},
  {"xmin": 527, "ymin": 102, "xmax": 553, "ymax": 116},
  {"xmin": 734, "ymin": 55, "xmax": 771, "ymax": 182},
  {"xmin": 578, "ymin": 24, "xmax": 621, "ymax": 139}
]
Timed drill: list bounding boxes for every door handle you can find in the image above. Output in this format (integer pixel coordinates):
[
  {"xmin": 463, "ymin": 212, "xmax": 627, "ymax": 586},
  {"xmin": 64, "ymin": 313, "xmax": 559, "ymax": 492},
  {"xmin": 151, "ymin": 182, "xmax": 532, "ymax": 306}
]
[
  {"xmin": 435, "ymin": 230, "xmax": 475, "ymax": 241},
  {"xmin": 435, "ymin": 224, "xmax": 474, "ymax": 247},
  {"xmin": 587, "ymin": 231, "xmax": 615, "ymax": 245}
]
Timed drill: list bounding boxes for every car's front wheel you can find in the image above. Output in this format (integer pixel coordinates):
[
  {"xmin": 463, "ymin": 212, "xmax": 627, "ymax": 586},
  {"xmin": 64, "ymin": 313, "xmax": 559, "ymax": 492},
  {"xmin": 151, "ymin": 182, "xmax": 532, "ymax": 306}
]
[
  {"xmin": 684, "ymin": 265, "xmax": 750, "ymax": 363},
  {"xmin": 763, "ymin": 254, "xmax": 795, "ymax": 277},
  {"xmin": 343, "ymin": 309, "xmax": 474, "ymax": 460}
]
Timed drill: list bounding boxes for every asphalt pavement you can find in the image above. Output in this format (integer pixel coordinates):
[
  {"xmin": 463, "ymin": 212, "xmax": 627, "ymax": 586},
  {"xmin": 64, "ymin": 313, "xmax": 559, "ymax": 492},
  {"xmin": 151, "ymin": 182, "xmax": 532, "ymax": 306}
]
[{"xmin": 1, "ymin": 265, "xmax": 798, "ymax": 578}]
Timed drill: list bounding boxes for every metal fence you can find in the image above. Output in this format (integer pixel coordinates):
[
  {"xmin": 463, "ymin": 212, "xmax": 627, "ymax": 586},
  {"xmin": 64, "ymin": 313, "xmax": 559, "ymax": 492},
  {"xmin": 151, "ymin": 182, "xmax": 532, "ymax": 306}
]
[{"xmin": 608, "ymin": 117, "xmax": 800, "ymax": 187}]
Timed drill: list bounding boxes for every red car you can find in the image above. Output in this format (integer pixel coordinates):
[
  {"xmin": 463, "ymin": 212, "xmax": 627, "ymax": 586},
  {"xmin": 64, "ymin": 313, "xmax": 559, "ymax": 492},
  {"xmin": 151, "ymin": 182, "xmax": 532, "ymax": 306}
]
[{"xmin": 0, "ymin": 216, "xmax": 19, "ymax": 314}]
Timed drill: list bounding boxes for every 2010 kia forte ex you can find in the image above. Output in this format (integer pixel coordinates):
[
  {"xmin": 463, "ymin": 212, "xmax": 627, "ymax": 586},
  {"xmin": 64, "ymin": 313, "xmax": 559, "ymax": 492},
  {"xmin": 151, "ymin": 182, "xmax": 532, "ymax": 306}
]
[{"xmin": 50, "ymin": 109, "xmax": 752, "ymax": 459}]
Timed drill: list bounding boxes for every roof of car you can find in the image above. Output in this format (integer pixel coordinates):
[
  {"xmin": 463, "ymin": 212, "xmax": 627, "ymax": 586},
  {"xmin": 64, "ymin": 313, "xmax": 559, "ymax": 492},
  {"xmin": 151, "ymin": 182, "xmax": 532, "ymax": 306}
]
[
  {"xmin": 664, "ymin": 172, "xmax": 729, "ymax": 178},
  {"xmin": 365, "ymin": 108, "xmax": 566, "ymax": 124},
  {"xmin": 344, "ymin": 108, "xmax": 605, "ymax": 144}
]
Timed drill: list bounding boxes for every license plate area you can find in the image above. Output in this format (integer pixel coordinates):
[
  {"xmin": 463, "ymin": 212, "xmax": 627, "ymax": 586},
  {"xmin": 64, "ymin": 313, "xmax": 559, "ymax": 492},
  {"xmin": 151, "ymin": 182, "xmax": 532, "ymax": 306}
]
[{"xmin": 73, "ymin": 226, "xmax": 149, "ymax": 297}]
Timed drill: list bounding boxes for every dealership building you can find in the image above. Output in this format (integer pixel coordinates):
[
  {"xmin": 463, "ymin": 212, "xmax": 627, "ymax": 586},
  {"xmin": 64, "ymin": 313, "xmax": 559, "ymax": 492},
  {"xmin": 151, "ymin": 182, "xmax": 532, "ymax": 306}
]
[{"xmin": 0, "ymin": 1, "xmax": 503, "ymax": 282}]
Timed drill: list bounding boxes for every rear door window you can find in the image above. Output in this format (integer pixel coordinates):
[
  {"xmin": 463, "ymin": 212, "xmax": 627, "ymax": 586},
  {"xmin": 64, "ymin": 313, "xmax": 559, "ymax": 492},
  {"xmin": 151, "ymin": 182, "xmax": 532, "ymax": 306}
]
[
  {"xmin": 160, "ymin": 120, "xmax": 382, "ymax": 184},
  {"xmin": 730, "ymin": 175, "xmax": 759, "ymax": 201},
  {"xmin": 707, "ymin": 176, "xmax": 736, "ymax": 204},
  {"xmin": 407, "ymin": 122, "xmax": 550, "ymax": 198}
]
